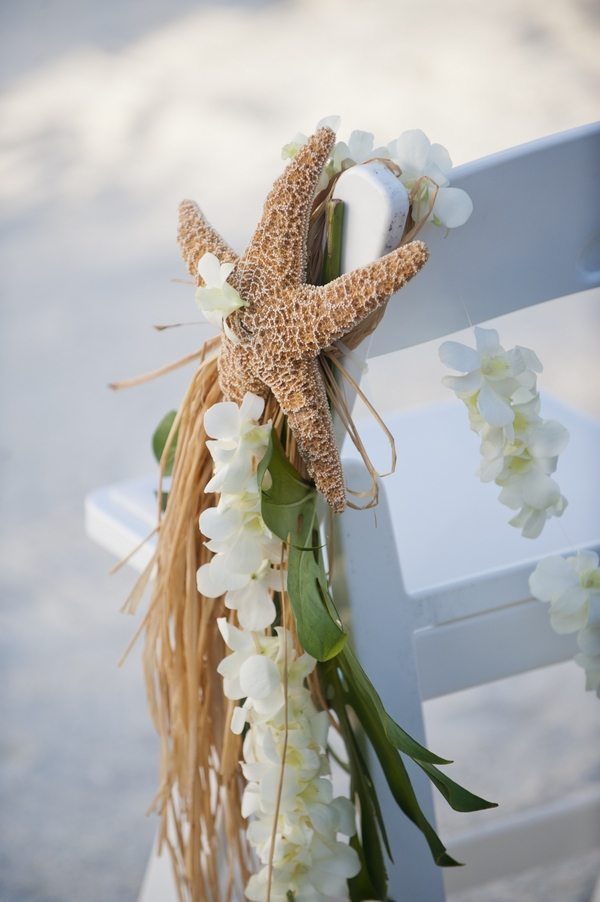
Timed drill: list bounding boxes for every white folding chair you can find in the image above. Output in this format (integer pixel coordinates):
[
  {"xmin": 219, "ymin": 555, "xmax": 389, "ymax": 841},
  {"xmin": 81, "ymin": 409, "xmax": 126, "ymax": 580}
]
[
  {"xmin": 85, "ymin": 121, "xmax": 600, "ymax": 900},
  {"xmin": 335, "ymin": 120, "xmax": 600, "ymax": 901}
]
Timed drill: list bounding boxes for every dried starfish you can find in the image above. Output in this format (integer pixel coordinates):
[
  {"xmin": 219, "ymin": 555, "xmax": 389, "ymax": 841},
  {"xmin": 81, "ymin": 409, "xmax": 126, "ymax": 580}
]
[{"xmin": 178, "ymin": 127, "xmax": 429, "ymax": 512}]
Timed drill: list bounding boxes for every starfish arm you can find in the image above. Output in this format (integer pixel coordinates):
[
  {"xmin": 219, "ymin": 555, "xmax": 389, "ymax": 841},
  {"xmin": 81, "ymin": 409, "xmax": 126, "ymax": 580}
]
[
  {"xmin": 264, "ymin": 356, "xmax": 346, "ymax": 513},
  {"xmin": 236, "ymin": 128, "xmax": 336, "ymax": 295},
  {"xmin": 178, "ymin": 199, "xmax": 238, "ymax": 284},
  {"xmin": 218, "ymin": 337, "xmax": 269, "ymax": 405},
  {"xmin": 303, "ymin": 240, "xmax": 429, "ymax": 348}
]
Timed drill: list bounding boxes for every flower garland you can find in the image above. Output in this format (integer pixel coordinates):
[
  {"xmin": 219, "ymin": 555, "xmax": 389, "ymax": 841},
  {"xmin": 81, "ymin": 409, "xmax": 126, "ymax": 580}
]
[
  {"xmin": 530, "ymin": 552, "xmax": 600, "ymax": 697},
  {"xmin": 440, "ymin": 327, "xmax": 599, "ymax": 699},
  {"xmin": 196, "ymin": 393, "xmax": 361, "ymax": 898},
  {"xmin": 440, "ymin": 326, "xmax": 570, "ymax": 538}
]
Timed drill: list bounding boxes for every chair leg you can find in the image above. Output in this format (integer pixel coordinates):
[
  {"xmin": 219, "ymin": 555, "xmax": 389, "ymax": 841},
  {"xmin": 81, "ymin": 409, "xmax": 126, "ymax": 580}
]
[{"xmin": 335, "ymin": 463, "xmax": 446, "ymax": 902}]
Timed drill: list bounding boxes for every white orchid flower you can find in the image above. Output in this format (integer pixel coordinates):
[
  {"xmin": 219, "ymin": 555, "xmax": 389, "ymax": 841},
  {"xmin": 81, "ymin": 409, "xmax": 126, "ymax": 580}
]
[
  {"xmin": 493, "ymin": 417, "xmax": 570, "ymax": 537},
  {"xmin": 197, "ymin": 557, "xmax": 285, "ymax": 631},
  {"xmin": 330, "ymin": 129, "xmax": 390, "ymax": 172},
  {"xmin": 529, "ymin": 551, "xmax": 600, "ymax": 634},
  {"xmin": 195, "ymin": 252, "xmax": 247, "ymax": 335},
  {"xmin": 204, "ymin": 392, "xmax": 271, "ymax": 495},
  {"xmin": 440, "ymin": 327, "xmax": 531, "ymax": 428},
  {"xmin": 200, "ymin": 499, "xmax": 278, "ymax": 575},
  {"xmin": 387, "ymin": 128, "xmax": 473, "ymax": 229},
  {"xmin": 507, "ymin": 494, "xmax": 568, "ymax": 539},
  {"xmin": 216, "ymin": 618, "xmax": 282, "ymax": 699},
  {"xmin": 281, "ymin": 116, "xmax": 342, "ymax": 191}
]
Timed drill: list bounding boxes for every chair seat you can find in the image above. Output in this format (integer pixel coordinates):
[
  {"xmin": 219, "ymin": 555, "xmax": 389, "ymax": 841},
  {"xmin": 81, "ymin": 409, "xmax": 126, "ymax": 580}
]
[{"xmin": 343, "ymin": 392, "xmax": 600, "ymax": 598}]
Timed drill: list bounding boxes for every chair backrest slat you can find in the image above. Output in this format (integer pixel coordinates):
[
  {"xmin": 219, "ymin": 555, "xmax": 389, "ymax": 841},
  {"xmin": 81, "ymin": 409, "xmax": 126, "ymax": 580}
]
[{"xmin": 369, "ymin": 121, "xmax": 600, "ymax": 358}]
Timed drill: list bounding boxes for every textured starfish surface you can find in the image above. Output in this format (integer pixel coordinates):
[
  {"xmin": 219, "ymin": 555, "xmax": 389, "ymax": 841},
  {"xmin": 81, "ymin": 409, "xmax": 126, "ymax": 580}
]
[{"xmin": 178, "ymin": 127, "xmax": 429, "ymax": 512}]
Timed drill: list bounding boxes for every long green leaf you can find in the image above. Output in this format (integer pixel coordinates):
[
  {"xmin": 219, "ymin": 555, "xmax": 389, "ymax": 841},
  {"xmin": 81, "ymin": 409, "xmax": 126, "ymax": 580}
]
[
  {"xmin": 152, "ymin": 410, "xmax": 179, "ymax": 477},
  {"xmin": 337, "ymin": 649, "xmax": 461, "ymax": 867},
  {"xmin": 259, "ymin": 431, "xmax": 347, "ymax": 661},
  {"xmin": 340, "ymin": 647, "xmax": 495, "ymax": 813},
  {"xmin": 417, "ymin": 761, "xmax": 497, "ymax": 813},
  {"xmin": 322, "ymin": 661, "xmax": 389, "ymax": 900},
  {"xmin": 339, "ymin": 646, "xmax": 451, "ymax": 765}
]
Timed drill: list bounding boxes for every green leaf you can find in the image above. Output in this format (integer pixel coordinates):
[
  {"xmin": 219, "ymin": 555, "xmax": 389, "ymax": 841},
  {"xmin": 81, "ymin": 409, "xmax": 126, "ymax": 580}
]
[
  {"xmin": 321, "ymin": 198, "xmax": 344, "ymax": 285},
  {"xmin": 416, "ymin": 761, "xmax": 497, "ymax": 813},
  {"xmin": 337, "ymin": 648, "xmax": 462, "ymax": 868},
  {"xmin": 339, "ymin": 646, "xmax": 451, "ymax": 765},
  {"xmin": 349, "ymin": 834, "xmax": 386, "ymax": 902},
  {"xmin": 259, "ymin": 431, "xmax": 347, "ymax": 661},
  {"xmin": 152, "ymin": 410, "xmax": 179, "ymax": 477},
  {"xmin": 339, "ymin": 646, "xmax": 495, "ymax": 816},
  {"xmin": 322, "ymin": 660, "xmax": 389, "ymax": 900}
]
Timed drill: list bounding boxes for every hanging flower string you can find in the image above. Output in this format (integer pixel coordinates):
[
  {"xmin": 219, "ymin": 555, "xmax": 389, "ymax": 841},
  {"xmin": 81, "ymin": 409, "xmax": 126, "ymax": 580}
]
[
  {"xmin": 439, "ymin": 326, "xmax": 570, "ymax": 538},
  {"xmin": 529, "ymin": 552, "xmax": 600, "ymax": 697},
  {"xmin": 198, "ymin": 393, "xmax": 360, "ymax": 900}
]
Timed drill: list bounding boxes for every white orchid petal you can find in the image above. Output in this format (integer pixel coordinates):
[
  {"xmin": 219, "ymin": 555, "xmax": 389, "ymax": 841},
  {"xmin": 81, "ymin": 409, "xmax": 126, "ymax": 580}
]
[
  {"xmin": 217, "ymin": 617, "xmax": 253, "ymax": 653},
  {"xmin": 521, "ymin": 468, "xmax": 560, "ymax": 509},
  {"xmin": 516, "ymin": 345, "xmax": 543, "ymax": 373},
  {"xmin": 196, "ymin": 563, "xmax": 225, "ymax": 598},
  {"xmin": 219, "ymin": 262, "xmax": 235, "ymax": 283},
  {"xmin": 210, "ymin": 554, "xmax": 250, "ymax": 590},
  {"xmin": 347, "ymin": 130, "xmax": 375, "ymax": 163},
  {"xmin": 515, "ymin": 507, "xmax": 547, "ymax": 539},
  {"xmin": 474, "ymin": 327, "xmax": 500, "ymax": 356},
  {"xmin": 433, "ymin": 187, "xmax": 473, "ymax": 228},
  {"xmin": 478, "ymin": 454, "xmax": 505, "ymax": 483},
  {"xmin": 498, "ymin": 480, "xmax": 525, "ymax": 509},
  {"xmin": 441, "ymin": 371, "xmax": 482, "ymax": 393},
  {"xmin": 527, "ymin": 420, "xmax": 570, "ymax": 458},
  {"xmin": 370, "ymin": 145, "xmax": 391, "ymax": 159},
  {"xmin": 575, "ymin": 550, "xmax": 600, "ymax": 573},
  {"xmin": 204, "ymin": 401, "xmax": 240, "ymax": 440},
  {"xmin": 199, "ymin": 504, "xmax": 242, "ymax": 541},
  {"xmin": 438, "ymin": 340, "xmax": 481, "ymax": 372},
  {"xmin": 240, "ymin": 391, "xmax": 266, "ymax": 423},
  {"xmin": 266, "ymin": 568, "xmax": 287, "ymax": 591},
  {"xmin": 239, "ymin": 655, "xmax": 281, "ymax": 700},
  {"xmin": 197, "ymin": 251, "xmax": 222, "ymax": 287},
  {"xmin": 393, "ymin": 129, "xmax": 431, "ymax": 174},
  {"xmin": 230, "ymin": 706, "xmax": 247, "ymax": 735},
  {"xmin": 331, "ymin": 796, "xmax": 357, "ymax": 836},
  {"xmin": 550, "ymin": 585, "xmax": 589, "ymax": 634},
  {"xmin": 428, "ymin": 142, "xmax": 453, "ymax": 176},
  {"xmin": 478, "ymin": 380, "xmax": 515, "ymax": 427},
  {"xmin": 529, "ymin": 555, "xmax": 580, "ymax": 602},
  {"xmin": 332, "ymin": 141, "xmax": 351, "ymax": 168},
  {"xmin": 316, "ymin": 115, "xmax": 341, "ymax": 133},
  {"xmin": 501, "ymin": 348, "xmax": 527, "ymax": 378},
  {"xmin": 305, "ymin": 801, "xmax": 339, "ymax": 836},
  {"xmin": 236, "ymin": 586, "xmax": 277, "ymax": 632}
]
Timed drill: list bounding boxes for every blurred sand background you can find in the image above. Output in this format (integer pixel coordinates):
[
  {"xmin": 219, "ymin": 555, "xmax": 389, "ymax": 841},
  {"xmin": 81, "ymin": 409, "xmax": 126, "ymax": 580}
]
[{"xmin": 0, "ymin": 1, "xmax": 599, "ymax": 900}]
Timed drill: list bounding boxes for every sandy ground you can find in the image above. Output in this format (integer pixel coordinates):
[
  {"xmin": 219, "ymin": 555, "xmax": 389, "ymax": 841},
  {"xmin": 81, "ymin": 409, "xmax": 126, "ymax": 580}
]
[{"xmin": 0, "ymin": 1, "xmax": 599, "ymax": 900}]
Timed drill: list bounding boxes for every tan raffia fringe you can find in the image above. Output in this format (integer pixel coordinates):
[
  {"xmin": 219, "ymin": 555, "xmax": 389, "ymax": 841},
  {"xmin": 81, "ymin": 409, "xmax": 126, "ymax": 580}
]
[
  {"xmin": 120, "ymin": 346, "xmax": 252, "ymax": 902},
  {"xmin": 108, "ymin": 338, "xmax": 220, "ymax": 391},
  {"xmin": 319, "ymin": 349, "xmax": 396, "ymax": 511}
]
